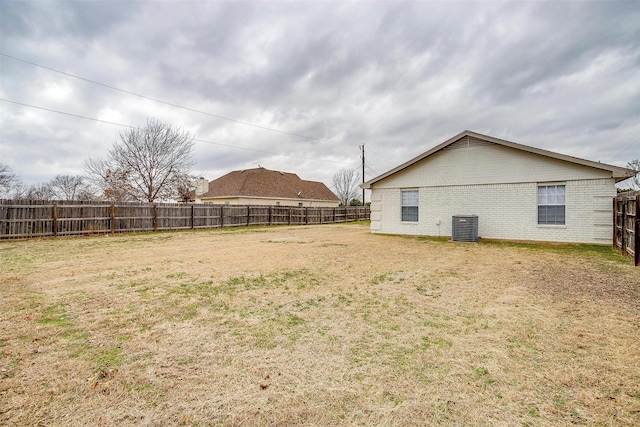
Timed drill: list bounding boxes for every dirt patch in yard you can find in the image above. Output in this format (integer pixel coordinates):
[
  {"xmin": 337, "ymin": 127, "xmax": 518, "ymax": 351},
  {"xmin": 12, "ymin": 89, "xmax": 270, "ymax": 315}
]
[{"xmin": 1, "ymin": 224, "xmax": 639, "ymax": 426}]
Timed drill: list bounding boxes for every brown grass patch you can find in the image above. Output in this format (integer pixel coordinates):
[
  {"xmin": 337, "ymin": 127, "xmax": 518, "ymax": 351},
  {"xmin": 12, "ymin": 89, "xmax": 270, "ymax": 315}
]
[{"xmin": 1, "ymin": 224, "xmax": 639, "ymax": 426}]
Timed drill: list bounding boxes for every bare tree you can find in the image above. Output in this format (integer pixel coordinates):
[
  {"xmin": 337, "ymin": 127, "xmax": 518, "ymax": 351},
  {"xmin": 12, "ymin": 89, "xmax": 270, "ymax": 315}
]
[
  {"xmin": 49, "ymin": 174, "xmax": 90, "ymax": 200},
  {"xmin": 85, "ymin": 164, "xmax": 134, "ymax": 202},
  {"xmin": 74, "ymin": 185, "xmax": 99, "ymax": 201},
  {"xmin": 24, "ymin": 183, "xmax": 57, "ymax": 201},
  {"xmin": 0, "ymin": 163, "xmax": 21, "ymax": 198},
  {"xmin": 176, "ymin": 175, "xmax": 197, "ymax": 203},
  {"xmin": 626, "ymin": 159, "xmax": 640, "ymax": 189},
  {"xmin": 332, "ymin": 168, "xmax": 360, "ymax": 206},
  {"xmin": 86, "ymin": 119, "xmax": 195, "ymax": 202}
]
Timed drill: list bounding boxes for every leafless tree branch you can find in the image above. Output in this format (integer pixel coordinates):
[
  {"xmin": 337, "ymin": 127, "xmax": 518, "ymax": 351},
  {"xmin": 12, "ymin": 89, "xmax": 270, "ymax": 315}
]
[
  {"xmin": 332, "ymin": 168, "xmax": 360, "ymax": 206},
  {"xmin": 86, "ymin": 119, "xmax": 195, "ymax": 202}
]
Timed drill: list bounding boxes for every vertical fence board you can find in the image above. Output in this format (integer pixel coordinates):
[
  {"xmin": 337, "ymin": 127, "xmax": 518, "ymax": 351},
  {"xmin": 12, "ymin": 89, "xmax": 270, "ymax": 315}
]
[{"xmin": 613, "ymin": 191, "xmax": 639, "ymax": 266}]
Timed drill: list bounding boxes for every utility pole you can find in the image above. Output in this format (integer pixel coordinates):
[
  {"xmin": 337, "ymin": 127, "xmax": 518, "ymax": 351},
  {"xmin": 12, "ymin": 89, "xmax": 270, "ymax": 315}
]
[{"xmin": 360, "ymin": 144, "xmax": 365, "ymax": 204}]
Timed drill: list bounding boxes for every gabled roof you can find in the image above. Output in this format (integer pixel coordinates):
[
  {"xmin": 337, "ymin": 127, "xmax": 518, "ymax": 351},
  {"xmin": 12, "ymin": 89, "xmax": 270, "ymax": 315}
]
[
  {"xmin": 202, "ymin": 167, "xmax": 339, "ymax": 202},
  {"xmin": 362, "ymin": 130, "xmax": 636, "ymax": 188}
]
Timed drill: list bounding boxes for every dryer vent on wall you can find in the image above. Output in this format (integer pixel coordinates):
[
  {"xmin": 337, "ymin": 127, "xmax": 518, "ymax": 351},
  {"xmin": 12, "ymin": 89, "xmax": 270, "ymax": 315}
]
[{"xmin": 452, "ymin": 215, "xmax": 479, "ymax": 242}]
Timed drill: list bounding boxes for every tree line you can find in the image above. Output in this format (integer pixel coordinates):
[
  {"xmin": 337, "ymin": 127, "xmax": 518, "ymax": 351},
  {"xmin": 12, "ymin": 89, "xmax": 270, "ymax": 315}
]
[{"xmin": 0, "ymin": 169, "xmax": 95, "ymax": 200}]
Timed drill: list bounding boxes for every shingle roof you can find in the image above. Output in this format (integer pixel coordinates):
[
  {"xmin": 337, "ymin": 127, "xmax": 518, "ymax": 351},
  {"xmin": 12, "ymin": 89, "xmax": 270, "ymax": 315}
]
[
  {"xmin": 201, "ymin": 167, "xmax": 339, "ymax": 202},
  {"xmin": 362, "ymin": 130, "xmax": 637, "ymax": 188}
]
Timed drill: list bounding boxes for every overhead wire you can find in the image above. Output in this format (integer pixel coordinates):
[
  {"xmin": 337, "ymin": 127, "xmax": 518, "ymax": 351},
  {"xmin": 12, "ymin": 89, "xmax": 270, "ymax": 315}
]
[
  {"xmin": 365, "ymin": 164, "xmax": 380, "ymax": 177},
  {"xmin": 0, "ymin": 52, "xmax": 359, "ymax": 147},
  {"xmin": 0, "ymin": 98, "xmax": 354, "ymax": 165}
]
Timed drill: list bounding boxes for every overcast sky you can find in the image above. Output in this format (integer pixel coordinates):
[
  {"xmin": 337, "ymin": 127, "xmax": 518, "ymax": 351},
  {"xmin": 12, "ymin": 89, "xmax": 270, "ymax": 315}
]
[{"xmin": 1, "ymin": 0, "xmax": 639, "ymax": 195}]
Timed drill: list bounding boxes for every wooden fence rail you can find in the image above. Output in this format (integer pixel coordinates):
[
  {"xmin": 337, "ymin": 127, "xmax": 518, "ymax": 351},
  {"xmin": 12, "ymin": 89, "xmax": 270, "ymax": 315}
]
[
  {"xmin": 613, "ymin": 191, "xmax": 639, "ymax": 266},
  {"xmin": 0, "ymin": 200, "xmax": 370, "ymax": 240}
]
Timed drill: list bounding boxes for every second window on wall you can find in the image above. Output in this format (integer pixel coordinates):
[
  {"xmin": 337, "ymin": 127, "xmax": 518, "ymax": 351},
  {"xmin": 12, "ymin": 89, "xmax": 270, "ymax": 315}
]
[{"xmin": 401, "ymin": 189, "xmax": 419, "ymax": 222}]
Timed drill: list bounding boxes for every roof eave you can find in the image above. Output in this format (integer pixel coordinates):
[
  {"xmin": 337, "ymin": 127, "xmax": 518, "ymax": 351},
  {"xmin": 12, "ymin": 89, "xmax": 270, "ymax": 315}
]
[
  {"xmin": 614, "ymin": 170, "xmax": 638, "ymax": 183},
  {"xmin": 465, "ymin": 131, "xmax": 635, "ymax": 178},
  {"xmin": 362, "ymin": 130, "xmax": 469, "ymax": 188}
]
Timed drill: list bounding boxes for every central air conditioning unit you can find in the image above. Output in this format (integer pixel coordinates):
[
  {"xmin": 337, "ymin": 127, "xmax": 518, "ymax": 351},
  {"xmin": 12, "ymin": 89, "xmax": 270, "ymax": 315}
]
[{"xmin": 452, "ymin": 215, "xmax": 479, "ymax": 242}]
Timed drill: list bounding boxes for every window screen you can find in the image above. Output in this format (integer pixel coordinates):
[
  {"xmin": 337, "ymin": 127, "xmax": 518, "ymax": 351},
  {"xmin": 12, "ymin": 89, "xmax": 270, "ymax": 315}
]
[
  {"xmin": 538, "ymin": 185, "xmax": 565, "ymax": 225},
  {"xmin": 401, "ymin": 190, "xmax": 419, "ymax": 222}
]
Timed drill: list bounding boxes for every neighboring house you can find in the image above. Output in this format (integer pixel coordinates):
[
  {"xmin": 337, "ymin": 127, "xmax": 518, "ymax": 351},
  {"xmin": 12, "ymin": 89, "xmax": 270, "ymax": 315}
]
[
  {"xmin": 198, "ymin": 167, "xmax": 340, "ymax": 207},
  {"xmin": 361, "ymin": 130, "xmax": 636, "ymax": 244}
]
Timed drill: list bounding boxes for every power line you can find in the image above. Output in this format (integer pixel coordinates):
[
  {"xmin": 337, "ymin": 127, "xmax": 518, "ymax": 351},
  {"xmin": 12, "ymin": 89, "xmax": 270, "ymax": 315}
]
[
  {"xmin": 0, "ymin": 98, "xmax": 353, "ymax": 165},
  {"xmin": 0, "ymin": 52, "xmax": 359, "ymax": 147},
  {"xmin": 365, "ymin": 164, "xmax": 380, "ymax": 177},
  {"xmin": 1, "ymin": 99, "xmax": 133, "ymax": 129}
]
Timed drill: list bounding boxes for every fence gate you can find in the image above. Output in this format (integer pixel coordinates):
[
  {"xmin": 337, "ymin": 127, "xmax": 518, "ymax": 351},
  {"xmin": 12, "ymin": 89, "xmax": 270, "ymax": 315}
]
[{"xmin": 614, "ymin": 191, "xmax": 640, "ymax": 266}]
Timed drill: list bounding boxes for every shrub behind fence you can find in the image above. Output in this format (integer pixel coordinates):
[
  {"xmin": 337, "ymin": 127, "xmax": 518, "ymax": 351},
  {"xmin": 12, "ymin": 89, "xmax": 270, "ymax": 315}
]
[{"xmin": 0, "ymin": 200, "xmax": 370, "ymax": 239}]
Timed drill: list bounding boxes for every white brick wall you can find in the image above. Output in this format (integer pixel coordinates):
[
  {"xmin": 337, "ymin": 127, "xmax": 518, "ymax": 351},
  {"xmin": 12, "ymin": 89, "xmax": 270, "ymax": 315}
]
[
  {"xmin": 369, "ymin": 142, "xmax": 620, "ymax": 244},
  {"xmin": 370, "ymin": 179, "xmax": 616, "ymax": 244}
]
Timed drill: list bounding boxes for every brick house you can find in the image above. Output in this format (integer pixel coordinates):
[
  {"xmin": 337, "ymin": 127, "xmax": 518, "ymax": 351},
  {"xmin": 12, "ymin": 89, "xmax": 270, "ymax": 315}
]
[{"xmin": 361, "ymin": 130, "xmax": 636, "ymax": 244}]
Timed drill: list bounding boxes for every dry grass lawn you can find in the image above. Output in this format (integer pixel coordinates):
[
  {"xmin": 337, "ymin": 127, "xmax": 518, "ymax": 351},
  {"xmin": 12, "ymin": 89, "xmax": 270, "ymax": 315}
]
[{"xmin": 1, "ymin": 223, "xmax": 639, "ymax": 426}]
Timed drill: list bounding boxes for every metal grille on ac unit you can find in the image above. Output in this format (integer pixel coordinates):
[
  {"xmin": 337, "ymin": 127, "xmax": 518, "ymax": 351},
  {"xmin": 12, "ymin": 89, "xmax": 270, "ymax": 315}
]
[{"xmin": 452, "ymin": 215, "xmax": 479, "ymax": 242}]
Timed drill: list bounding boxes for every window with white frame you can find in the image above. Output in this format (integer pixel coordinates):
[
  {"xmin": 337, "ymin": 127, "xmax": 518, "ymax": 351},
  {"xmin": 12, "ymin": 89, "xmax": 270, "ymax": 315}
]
[
  {"xmin": 538, "ymin": 184, "xmax": 565, "ymax": 225},
  {"xmin": 401, "ymin": 190, "xmax": 419, "ymax": 222}
]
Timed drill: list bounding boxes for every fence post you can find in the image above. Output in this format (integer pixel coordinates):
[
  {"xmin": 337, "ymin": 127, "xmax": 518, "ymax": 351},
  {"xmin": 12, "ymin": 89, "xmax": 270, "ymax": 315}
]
[
  {"xmin": 220, "ymin": 206, "xmax": 224, "ymax": 228},
  {"xmin": 191, "ymin": 205, "xmax": 195, "ymax": 229},
  {"xmin": 52, "ymin": 202, "xmax": 58, "ymax": 237},
  {"xmin": 613, "ymin": 198, "xmax": 617, "ymax": 249},
  {"xmin": 622, "ymin": 199, "xmax": 628, "ymax": 255},
  {"xmin": 110, "ymin": 204, "xmax": 115, "ymax": 235},
  {"xmin": 288, "ymin": 207, "xmax": 291, "ymax": 225},
  {"xmin": 247, "ymin": 206, "xmax": 251, "ymax": 226},
  {"xmin": 636, "ymin": 197, "xmax": 640, "ymax": 267},
  {"xmin": 635, "ymin": 214, "xmax": 639, "ymax": 267},
  {"xmin": 2, "ymin": 203, "xmax": 8, "ymax": 237},
  {"xmin": 153, "ymin": 204, "xmax": 158, "ymax": 232},
  {"xmin": 269, "ymin": 206, "xmax": 272, "ymax": 226},
  {"xmin": 305, "ymin": 207, "xmax": 309, "ymax": 225}
]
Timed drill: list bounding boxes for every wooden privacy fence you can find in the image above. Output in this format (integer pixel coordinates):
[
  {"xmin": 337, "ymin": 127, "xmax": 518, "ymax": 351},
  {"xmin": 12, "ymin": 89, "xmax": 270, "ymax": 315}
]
[
  {"xmin": 0, "ymin": 200, "xmax": 370, "ymax": 239},
  {"xmin": 613, "ymin": 191, "xmax": 639, "ymax": 266}
]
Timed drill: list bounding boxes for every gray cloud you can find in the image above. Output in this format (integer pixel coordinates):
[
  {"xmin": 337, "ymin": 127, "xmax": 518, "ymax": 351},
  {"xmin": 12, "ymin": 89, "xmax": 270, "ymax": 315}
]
[{"xmin": 1, "ymin": 0, "xmax": 638, "ymax": 193}]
